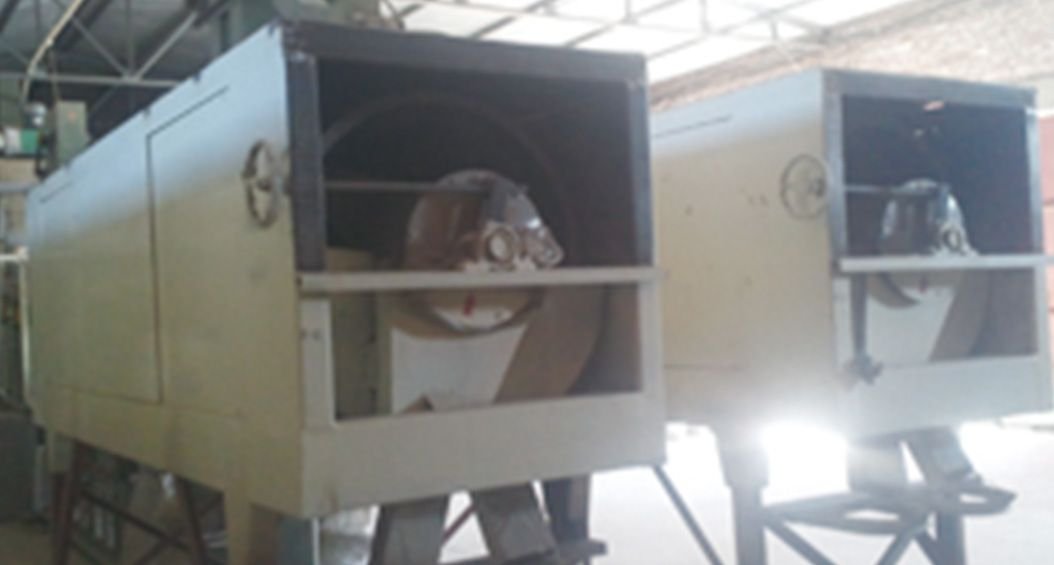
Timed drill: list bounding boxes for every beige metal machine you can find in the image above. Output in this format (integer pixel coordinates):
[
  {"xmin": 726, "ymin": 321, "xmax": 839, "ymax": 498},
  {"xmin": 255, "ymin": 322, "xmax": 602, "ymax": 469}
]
[
  {"xmin": 653, "ymin": 70, "xmax": 1050, "ymax": 565},
  {"xmin": 655, "ymin": 69, "xmax": 1050, "ymax": 437},
  {"xmin": 27, "ymin": 21, "xmax": 663, "ymax": 563}
]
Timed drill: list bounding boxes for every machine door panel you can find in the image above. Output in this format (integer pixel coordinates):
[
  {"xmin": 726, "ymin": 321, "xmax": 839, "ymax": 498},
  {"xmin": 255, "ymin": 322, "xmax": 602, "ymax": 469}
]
[
  {"xmin": 146, "ymin": 63, "xmax": 300, "ymax": 422},
  {"xmin": 28, "ymin": 131, "xmax": 162, "ymax": 403}
]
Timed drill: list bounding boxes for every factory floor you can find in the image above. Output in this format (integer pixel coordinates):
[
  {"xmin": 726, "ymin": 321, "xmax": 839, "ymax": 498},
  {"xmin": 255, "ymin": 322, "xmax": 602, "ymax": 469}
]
[{"xmin": 1, "ymin": 422, "xmax": 1051, "ymax": 564}]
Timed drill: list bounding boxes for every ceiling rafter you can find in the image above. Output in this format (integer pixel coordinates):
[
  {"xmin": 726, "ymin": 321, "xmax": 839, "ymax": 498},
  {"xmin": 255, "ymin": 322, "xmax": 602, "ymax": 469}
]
[
  {"xmin": 469, "ymin": 0, "xmax": 558, "ymax": 39},
  {"xmin": 51, "ymin": 0, "xmax": 127, "ymax": 74},
  {"xmin": 53, "ymin": 0, "xmax": 115, "ymax": 52},
  {"xmin": 0, "ymin": 0, "xmax": 20, "ymax": 34},
  {"xmin": 565, "ymin": 0, "xmax": 692, "ymax": 47},
  {"xmin": 399, "ymin": 0, "xmax": 699, "ymax": 35},
  {"xmin": 132, "ymin": 0, "xmax": 228, "ymax": 79},
  {"xmin": 727, "ymin": 0, "xmax": 822, "ymax": 33},
  {"xmin": 648, "ymin": 0, "xmax": 823, "ymax": 62}
]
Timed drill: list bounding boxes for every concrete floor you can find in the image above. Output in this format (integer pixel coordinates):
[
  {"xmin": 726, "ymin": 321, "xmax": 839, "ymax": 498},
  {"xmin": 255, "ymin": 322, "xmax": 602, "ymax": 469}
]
[{"xmin": 2, "ymin": 422, "xmax": 1052, "ymax": 564}]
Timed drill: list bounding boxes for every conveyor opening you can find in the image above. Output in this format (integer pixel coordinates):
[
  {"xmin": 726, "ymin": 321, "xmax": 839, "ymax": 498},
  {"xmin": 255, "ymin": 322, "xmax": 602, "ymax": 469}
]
[{"xmin": 308, "ymin": 59, "xmax": 646, "ymax": 420}]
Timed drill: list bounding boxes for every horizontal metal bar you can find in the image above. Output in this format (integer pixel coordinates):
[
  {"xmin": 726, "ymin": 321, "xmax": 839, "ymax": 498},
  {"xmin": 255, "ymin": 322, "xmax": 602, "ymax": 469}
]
[
  {"xmin": 406, "ymin": 0, "xmax": 698, "ymax": 35},
  {"xmin": 326, "ymin": 179, "xmax": 487, "ymax": 194},
  {"xmin": 0, "ymin": 253, "xmax": 26, "ymax": 265},
  {"xmin": 0, "ymin": 181, "xmax": 35, "ymax": 193},
  {"xmin": 299, "ymin": 266, "xmax": 661, "ymax": 294},
  {"xmin": 838, "ymin": 254, "xmax": 1052, "ymax": 274},
  {"xmin": 845, "ymin": 182, "xmax": 946, "ymax": 197},
  {"xmin": 0, "ymin": 70, "xmax": 178, "ymax": 88}
]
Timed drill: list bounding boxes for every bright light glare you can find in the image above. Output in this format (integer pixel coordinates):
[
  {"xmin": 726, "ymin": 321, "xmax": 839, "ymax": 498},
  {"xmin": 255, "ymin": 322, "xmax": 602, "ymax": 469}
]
[
  {"xmin": 959, "ymin": 421, "xmax": 1042, "ymax": 467},
  {"xmin": 761, "ymin": 421, "xmax": 849, "ymax": 496}
]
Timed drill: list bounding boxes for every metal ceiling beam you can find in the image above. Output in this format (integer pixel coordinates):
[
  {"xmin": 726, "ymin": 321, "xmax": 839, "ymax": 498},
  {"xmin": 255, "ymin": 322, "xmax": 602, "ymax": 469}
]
[
  {"xmin": 468, "ymin": 0, "xmax": 558, "ymax": 39},
  {"xmin": 565, "ymin": 0, "xmax": 687, "ymax": 47},
  {"xmin": 0, "ymin": 36, "xmax": 28, "ymax": 65},
  {"xmin": 400, "ymin": 0, "xmax": 697, "ymax": 35},
  {"xmin": 51, "ymin": 0, "xmax": 128, "ymax": 74},
  {"xmin": 133, "ymin": 9, "xmax": 196, "ymax": 79},
  {"xmin": 194, "ymin": 0, "xmax": 232, "ymax": 25},
  {"xmin": 20, "ymin": 0, "xmax": 91, "ymax": 99},
  {"xmin": 648, "ymin": 0, "xmax": 820, "ymax": 62},
  {"xmin": 1, "ymin": 70, "xmax": 178, "ymax": 87},
  {"xmin": 729, "ymin": 0, "xmax": 822, "ymax": 33},
  {"xmin": 0, "ymin": 0, "xmax": 20, "ymax": 33},
  {"xmin": 53, "ymin": 0, "xmax": 116, "ymax": 51},
  {"xmin": 132, "ymin": 0, "xmax": 231, "ymax": 79}
]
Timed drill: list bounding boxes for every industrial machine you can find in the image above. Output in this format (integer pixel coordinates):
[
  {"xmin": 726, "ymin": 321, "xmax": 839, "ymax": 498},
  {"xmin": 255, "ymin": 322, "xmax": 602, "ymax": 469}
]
[
  {"xmin": 653, "ymin": 70, "xmax": 1050, "ymax": 564},
  {"xmin": 27, "ymin": 20, "xmax": 663, "ymax": 564}
]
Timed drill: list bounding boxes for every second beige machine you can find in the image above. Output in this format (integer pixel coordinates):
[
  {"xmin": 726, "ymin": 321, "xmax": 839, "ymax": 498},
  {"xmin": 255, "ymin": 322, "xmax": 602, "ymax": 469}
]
[{"xmin": 654, "ymin": 69, "xmax": 1050, "ymax": 565}]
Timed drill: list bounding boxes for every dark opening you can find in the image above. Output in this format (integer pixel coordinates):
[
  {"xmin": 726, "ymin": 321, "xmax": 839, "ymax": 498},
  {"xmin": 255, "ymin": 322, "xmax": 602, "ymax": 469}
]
[
  {"xmin": 842, "ymin": 96, "xmax": 1034, "ymax": 256},
  {"xmin": 308, "ymin": 57, "xmax": 645, "ymax": 420},
  {"xmin": 316, "ymin": 58, "xmax": 644, "ymax": 268}
]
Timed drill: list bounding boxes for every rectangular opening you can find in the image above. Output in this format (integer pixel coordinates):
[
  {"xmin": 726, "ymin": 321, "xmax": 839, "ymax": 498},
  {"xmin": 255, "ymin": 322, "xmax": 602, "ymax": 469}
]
[
  {"xmin": 316, "ymin": 59, "xmax": 645, "ymax": 268},
  {"xmin": 838, "ymin": 95, "xmax": 1039, "ymax": 365},
  {"xmin": 841, "ymin": 96, "xmax": 1034, "ymax": 257},
  {"xmin": 304, "ymin": 58, "xmax": 646, "ymax": 420}
]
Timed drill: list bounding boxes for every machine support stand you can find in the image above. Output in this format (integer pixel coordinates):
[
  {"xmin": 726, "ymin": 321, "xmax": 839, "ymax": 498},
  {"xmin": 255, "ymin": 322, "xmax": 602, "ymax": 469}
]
[
  {"xmin": 371, "ymin": 480, "xmax": 602, "ymax": 565},
  {"xmin": 52, "ymin": 441, "xmax": 89, "ymax": 565},
  {"xmin": 543, "ymin": 476, "xmax": 591, "ymax": 546},
  {"xmin": 716, "ymin": 433, "xmax": 770, "ymax": 565},
  {"xmin": 934, "ymin": 512, "xmax": 966, "ymax": 565},
  {"xmin": 52, "ymin": 442, "xmax": 216, "ymax": 565},
  {"xmin": 176, "ymin": 478, "xmax": 210, "ymax": 565},
  {"xmin": 472, "ymin": 484, "xmax": 559, "ymax": 564},
  {"xmin": 369, "ymin": 496, "xmax": 450, "ymax": 565},
  {"xmin": 652, "ymin": 465, "xmax": 725, "ymax": 565},
  {"xmin": 730, "ymin": 485, "xmax": 768, "ymax": 565},
  {"xmin": 683, "ymin": 427, "xmax": 1009, "ymax": 565}
]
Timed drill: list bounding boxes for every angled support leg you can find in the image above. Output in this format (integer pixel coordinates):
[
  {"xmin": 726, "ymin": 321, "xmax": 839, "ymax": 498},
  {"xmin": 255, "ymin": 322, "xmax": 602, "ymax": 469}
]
[
  {"xmin": 52, "ymin": 441, "xmax": 90, "ymax": 565},
  {"xmin": 472, "ymin": 484, "xmax": 558, "ymax": 564},
  {"xmin": 369, "ymin": 496, "xmax": 449, "ymax": 565},
  {"xmin": 175, "ymin": 478, "xmax": 210, "ymax": 565},
  {"xmin": 653, "ymin": 465, "xmax": 725, "ymax": 565}
]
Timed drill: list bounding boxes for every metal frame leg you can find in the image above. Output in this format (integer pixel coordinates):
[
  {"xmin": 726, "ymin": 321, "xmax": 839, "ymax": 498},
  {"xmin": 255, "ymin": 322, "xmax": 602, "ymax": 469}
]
[
  {"xmin": 717, "ymin": 433, "xmax": 769, "ymax": 565},
  {"xmin": 652, "ymin": 465, "xmax": 724, "ymax": 565},
  {"xmin": 52, "ymin": 441, "xmax": 89, "ymax": 565},
  {"xmin": 908, "ymin": 428, "xmax": 973, "ymax": 565},
  {"xmin": 934, "ymin": 513, "xmax": 965, "ymax": 565},
  {"xmin": 369, "ymin": 496, "xmax": 449, "ymax": 565},
  {"xmin": 175, "ymin": 478, "xmax": 210, "ymax": 565},
  {"xmin": 471, "ymin": 484, "xmax": 557, "ymax": 564},
  {"xmin": 544, "ymin": 476, "xmax": 592, "ymax": 564},
  {"xmin": 730, "ymin": 485, "xmax": 767, "ymax": 565},
  {"xmin": 543, "ymin": 476, "xmax": 590, "ymax": 544}
]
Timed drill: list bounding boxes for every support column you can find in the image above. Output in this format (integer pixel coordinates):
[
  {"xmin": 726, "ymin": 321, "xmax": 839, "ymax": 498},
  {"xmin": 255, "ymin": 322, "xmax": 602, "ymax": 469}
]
[
  {"xmin": 717, "ymin": 431, "xmax": 769, "ymax": 565},
  {"xmin": 543, "ymin": 476, "xmax": 591, "ymax": 545},
  {"xmin": 472, "ymin": 484, "xmax": 558, "ymax": 564},
  {"xmin": 934, "ymin": 512, "xmax": 966, "ymax": 565}
]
